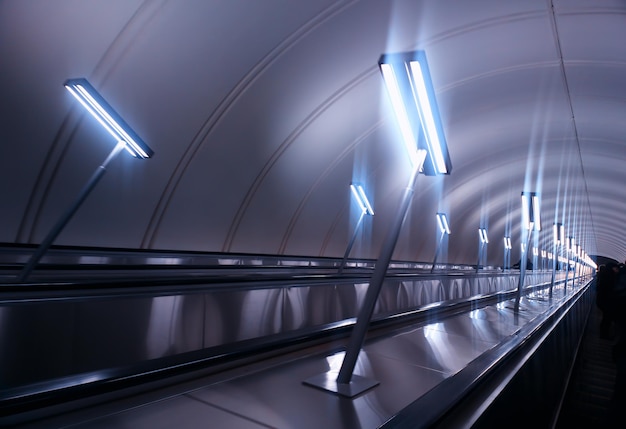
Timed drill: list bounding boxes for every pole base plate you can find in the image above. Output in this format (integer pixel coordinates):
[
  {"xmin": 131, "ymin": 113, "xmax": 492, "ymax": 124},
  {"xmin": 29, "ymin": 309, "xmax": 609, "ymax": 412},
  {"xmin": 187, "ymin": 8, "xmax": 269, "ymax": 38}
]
[{"xmin": 303, "ymin": 371, "xmax": 379, "ymax": 398}]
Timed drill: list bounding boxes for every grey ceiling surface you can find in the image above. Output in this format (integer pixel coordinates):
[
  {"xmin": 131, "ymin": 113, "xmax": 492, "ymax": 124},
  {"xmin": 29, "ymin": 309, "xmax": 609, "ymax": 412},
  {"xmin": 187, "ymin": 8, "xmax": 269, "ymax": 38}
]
[{"xmin": 1, "ymin": 0, "xmax": 624, "ymax": 265}]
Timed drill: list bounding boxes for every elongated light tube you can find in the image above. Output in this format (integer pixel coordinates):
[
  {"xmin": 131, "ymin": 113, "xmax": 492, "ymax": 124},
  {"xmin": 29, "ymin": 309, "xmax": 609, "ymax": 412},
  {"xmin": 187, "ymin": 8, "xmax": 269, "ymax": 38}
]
[
  {"xmin": 65, "ymin": 78, "xmax": 153, "ymax": 159},
  {"xmin": 521, "ymin": 194, "xmax": 530, "ymax": 230},
  {"xmin": 504, "ymin": 236, "xmax": 512, "ymax": 249},
  {"xmin": 436, "ymin": 213, "xmax": 450, "ymax": 235},
  {"xmin": 553, "ymin": 223, "xmax": 563, "ymax": 245},
  {"xmin": 521, "ymin": 192, "xmax": 540, "ymax": 231},
  {"xmin": 479, "ymin": 228, "xmax": 489, "ymax": 244},
  {"xmin": 379, "ymin": 64, "xmax": 421, "ymax": 168},
  {"xmin": 409, "ymin": 61, "xmax": 448, "ymax": 174},
  {"xmin": 350, "ymin": 184, "xmax": 374, "ymax": 216},
  {"xmin": 532, "ymin": 194, "xmax": 541, "ymax": 231},
  {"xmin": 379, "ymin": 51, "xmax": 452, "ymax": 175}
]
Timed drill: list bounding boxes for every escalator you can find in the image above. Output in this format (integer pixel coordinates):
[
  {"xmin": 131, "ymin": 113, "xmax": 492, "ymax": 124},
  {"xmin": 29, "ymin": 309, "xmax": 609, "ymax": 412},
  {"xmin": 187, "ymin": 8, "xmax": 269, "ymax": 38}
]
[{"xmin": 556, "ymin": 290, "xmax": 619, "ymax": 428}]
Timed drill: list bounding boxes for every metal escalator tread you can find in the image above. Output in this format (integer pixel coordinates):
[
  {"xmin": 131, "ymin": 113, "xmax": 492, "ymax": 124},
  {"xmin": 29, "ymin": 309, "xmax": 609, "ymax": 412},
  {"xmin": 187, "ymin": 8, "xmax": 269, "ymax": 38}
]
[{"xmin": 556, "ymin": 301, "xmax": 617, "ymax": 428}]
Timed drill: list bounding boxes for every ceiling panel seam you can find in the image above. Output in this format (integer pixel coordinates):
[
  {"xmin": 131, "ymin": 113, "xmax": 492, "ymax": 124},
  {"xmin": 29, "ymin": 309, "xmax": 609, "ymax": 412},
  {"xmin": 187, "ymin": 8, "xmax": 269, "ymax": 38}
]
[
  {"xmin": 15, "ymin": 0, "xmax": 167, "ymax": 244},
  {"xmin": 278, "ymin": 121, "xmax": 383, "ymax": 255},
  {"xmin": 221, "ymin": 67, "xmax": 378, "ymax": 253},
  {"xmin": 549, "ymin": 0, "xmax": 598, "ymax": 252},
  {"xmin": 140, "ymin": 0, "xmax": 359, "ymax": 249}
]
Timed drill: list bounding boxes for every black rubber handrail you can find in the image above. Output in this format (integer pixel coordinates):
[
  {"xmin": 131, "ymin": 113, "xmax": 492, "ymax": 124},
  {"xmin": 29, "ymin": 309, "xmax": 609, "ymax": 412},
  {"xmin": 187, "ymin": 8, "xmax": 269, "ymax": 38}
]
[{"xmin": 0, "ymin": 269, "xmax": 531, "ymax": 303}]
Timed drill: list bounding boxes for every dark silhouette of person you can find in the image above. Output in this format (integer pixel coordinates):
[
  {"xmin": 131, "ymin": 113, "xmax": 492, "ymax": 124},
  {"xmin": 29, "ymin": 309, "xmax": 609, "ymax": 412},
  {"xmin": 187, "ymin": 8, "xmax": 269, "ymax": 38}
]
[
  {"xmin": 597, "ymin": 263, "xmax": 619, "ymax": 339},
  {"xmin": 606, "ymin": 261, "xmax": 626, "ymax": 427}
]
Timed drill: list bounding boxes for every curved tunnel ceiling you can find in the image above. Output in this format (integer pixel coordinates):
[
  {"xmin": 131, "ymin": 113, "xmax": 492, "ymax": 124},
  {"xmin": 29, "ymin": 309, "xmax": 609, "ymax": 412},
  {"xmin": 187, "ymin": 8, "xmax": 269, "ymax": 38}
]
[{"xmin": 1, "ymin": 0, "xmax": 625, "ymax": 266}]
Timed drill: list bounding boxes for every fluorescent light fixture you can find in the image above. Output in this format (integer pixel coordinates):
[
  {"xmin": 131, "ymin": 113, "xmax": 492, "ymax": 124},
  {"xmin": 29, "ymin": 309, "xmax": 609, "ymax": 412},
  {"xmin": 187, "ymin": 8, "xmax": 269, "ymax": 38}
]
[
  {"xmin": 521, "ymin": 194, "xmax": 530, "ymax": 229},
  {"xmin": 541, "ymin": 250, "xmax": 547, "ymax": 258},
  {"xmin": 65, "ymin": 78, "xmax": 153, "ymax": 159},
  {"xmin": 436, "ymin": 212, "xmax": 450, "ymax": 235},
  {"xmin": 350, "ymin": 184, "xmax": 374, "ymax": 216},
  {"xmin": 566, "ymin": 237, "xmax": 573, "ymax": 251},
  {"xmin": 532, "ymin": 195, "xmax": 541, "ymax": 231},
  {"xmin": 521, "ymin": 243, "xmax": 526, "ymax": 252},
  {"xmin": 521, "ymin": 192, "xmax": 540, "ymax": 231},
  {"xmin": 553, "ymin": 223, "xmax": 563, "ymax": 244},
  {"xmin": 379, "ymin": 51, "xmax": 452, "ymax": 175},
  {"xmin": 479, "ymin": 228, "xmax": 489, "ymax": 244},
  {"xmin": 504, "ymin": 236, "xmax": 512, "ymax": 249},
  {"xmin": 533, "ymin": 247, "xmax": 538, "ymax": 256}
]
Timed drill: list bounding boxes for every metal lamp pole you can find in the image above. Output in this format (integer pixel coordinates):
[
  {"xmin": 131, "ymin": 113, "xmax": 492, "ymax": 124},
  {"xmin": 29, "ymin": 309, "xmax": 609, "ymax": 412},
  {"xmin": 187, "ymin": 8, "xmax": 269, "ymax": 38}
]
[
  {"xmin": 18, "ymin": 142, "xmax": 126, "ymax": 282},
  {"xmin": 18, "ymin": 78, "xmax": 153, "ymax": 283}
]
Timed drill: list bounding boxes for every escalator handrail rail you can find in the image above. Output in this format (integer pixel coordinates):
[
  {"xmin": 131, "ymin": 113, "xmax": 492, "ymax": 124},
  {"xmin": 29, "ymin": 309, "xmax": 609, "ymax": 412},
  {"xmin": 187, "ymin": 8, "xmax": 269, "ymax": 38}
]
[{"xmin": 379, "ymin": 279, "xmax": 593, "ymax": 429}]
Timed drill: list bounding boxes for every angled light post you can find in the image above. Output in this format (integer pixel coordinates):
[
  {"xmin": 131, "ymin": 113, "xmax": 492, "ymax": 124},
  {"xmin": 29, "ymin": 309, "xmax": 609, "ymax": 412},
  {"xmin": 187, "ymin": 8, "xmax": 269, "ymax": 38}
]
[
  {"xmin": 476, "ymin": 228, "xmax": 488, "ymax": 273},
  {"xmin": 565, "ymin": 236, "xmax": 574, "ymax": 289},
  {"xmin": 430, "ymin": 212, "xmax": 451, "ymax": 273},
  {"xmin": 575, "ymin": 243, "xmax": 581, "ymax": 286},
  {"xmin": 338, "ymin": 184, "xmax": 375, "ymax": 274},
  {"xmin": 547, "ymin": 252, "xmax": 553, "ymax": 285},
  {"xmin": 305, "ymin": 50, "xmax": 451, "ymax": 397},
  {"xmin": 551, "ymin": 223, "xmax": 564, "ymax": 294},
  {"xmin": 18, "ymin": 79, "xmax": 153, "ymax": 282},
  {"xmin": 517, "ymin": 192, "xmax": 540, "ymax": 299}
]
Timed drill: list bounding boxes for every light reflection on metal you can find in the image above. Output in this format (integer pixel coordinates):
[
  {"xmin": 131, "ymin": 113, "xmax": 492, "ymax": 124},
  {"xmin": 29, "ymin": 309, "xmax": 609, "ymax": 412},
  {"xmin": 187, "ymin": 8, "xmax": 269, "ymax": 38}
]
[{"xmin": 424, "ymin": 323, "xmax": 444, "ymax": 339}]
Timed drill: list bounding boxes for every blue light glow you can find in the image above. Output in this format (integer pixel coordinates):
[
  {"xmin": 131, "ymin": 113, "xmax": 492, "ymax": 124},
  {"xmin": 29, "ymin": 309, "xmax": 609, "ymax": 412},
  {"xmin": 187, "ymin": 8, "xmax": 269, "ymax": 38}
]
[
  {"xmin": 409, "ymin": 61, "xmax": 448, "ymax": 174},
  {"xmin": 379, "ymin": 51, "xmax": 451, "ymax": 175},
  {"xmin": 65, "ymin": 78, "xmax": 153, "ymax": 159},
  {"xmin": 350, "ymin": 184, "xmax": 374, "ymax": 216},
  {"xmin": 521, "ymin": 192, "xmax": 540, "ymax": 231},
  {"xmin": 436, "ymin": 212, "xmax": 451, "ymax": 235},
  {"xmin": 479, "ymin": 228, "xmax": 489, "ymax": 244}
]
